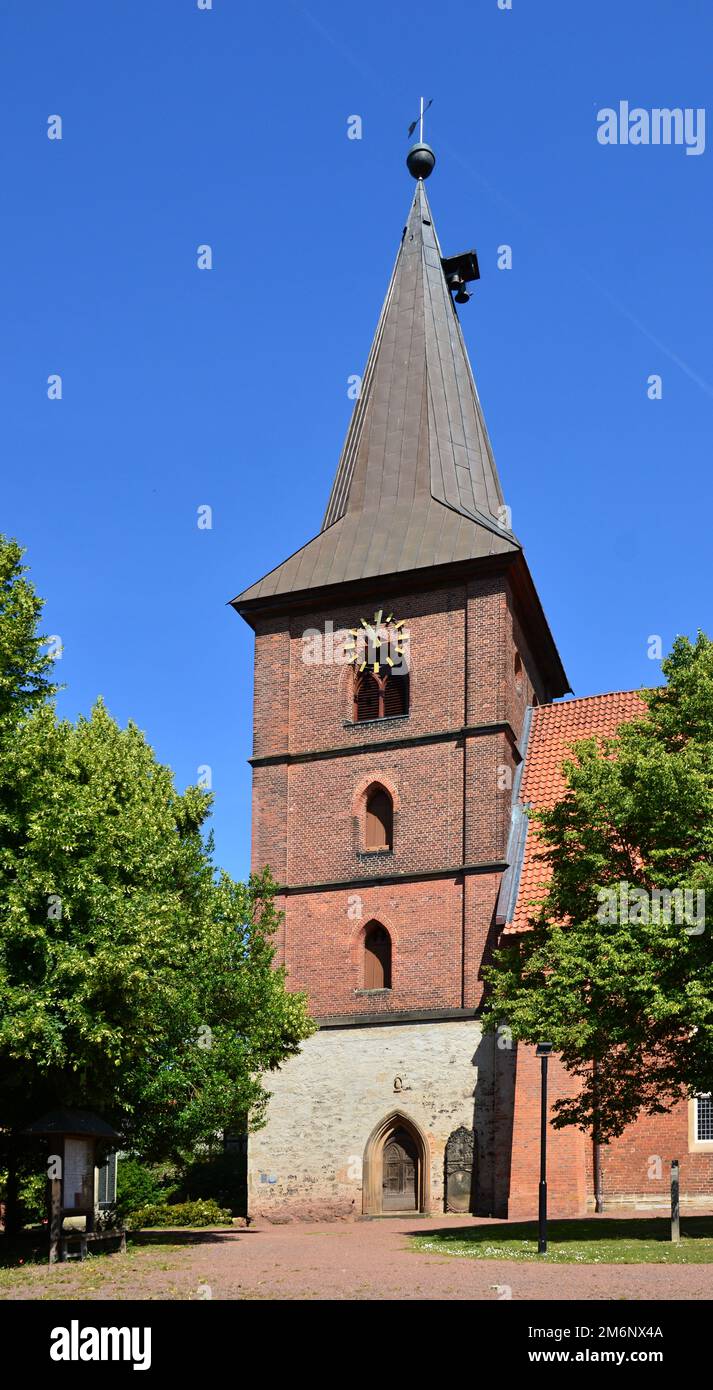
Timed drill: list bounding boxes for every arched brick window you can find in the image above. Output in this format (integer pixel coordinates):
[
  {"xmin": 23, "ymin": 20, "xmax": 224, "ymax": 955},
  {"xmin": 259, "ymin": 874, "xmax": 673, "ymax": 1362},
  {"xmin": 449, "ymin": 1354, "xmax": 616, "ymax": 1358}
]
[
  {"xmin": 354, "ymin": 670, "xmax": 409, "ymax": 722},
  {"xmin": 365, "ymin": 786, "xmax": 393, "ymax": 851},
  {"xmin": 514, "ymin": 652, "xmax": 523, "ymax": 694},
  {"xmin": 364, "ymin": 922, "xmax": 392, "ymax": 989}
]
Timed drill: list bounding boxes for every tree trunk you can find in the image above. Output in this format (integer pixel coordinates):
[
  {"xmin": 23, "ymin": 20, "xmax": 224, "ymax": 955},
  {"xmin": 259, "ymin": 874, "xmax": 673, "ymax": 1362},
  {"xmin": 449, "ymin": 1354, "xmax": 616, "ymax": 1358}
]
[{"xmin": 4, "ymin": 1135, "xmax": 21, "ymax": 1236}]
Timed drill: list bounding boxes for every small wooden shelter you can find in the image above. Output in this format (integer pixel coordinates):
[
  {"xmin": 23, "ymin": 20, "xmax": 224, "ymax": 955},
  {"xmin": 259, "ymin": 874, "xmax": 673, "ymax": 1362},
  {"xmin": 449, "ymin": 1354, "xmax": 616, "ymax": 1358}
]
[{"xmin": 24, "ymin": 1108, "xmax": 125, "ymax": 1263}]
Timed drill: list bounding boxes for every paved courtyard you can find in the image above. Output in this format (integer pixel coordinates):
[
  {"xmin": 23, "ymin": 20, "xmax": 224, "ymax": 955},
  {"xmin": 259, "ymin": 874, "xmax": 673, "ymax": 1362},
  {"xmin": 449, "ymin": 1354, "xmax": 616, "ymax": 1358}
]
[{"xmin": 1, "ymin": 1216, "xmax": 711, "ymax": 1301}]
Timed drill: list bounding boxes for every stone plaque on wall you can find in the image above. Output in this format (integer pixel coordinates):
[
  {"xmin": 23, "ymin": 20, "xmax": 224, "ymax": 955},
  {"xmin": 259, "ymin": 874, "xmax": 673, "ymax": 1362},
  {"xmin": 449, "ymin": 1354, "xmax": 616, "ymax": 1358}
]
[{"xmin": 445, "ymin": 1126, "xmax": 475, "ymax": 1213}]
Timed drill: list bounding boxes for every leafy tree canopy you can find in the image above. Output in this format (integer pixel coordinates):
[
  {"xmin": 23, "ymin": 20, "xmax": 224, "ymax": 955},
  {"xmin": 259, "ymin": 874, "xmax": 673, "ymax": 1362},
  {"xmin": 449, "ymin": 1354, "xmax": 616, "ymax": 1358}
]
[
  {"xmin": 483, "ymin": 633, "xmax": 713, "ymax": 1141},
  {"xmin": 0, "ymin": 535, "xmax": 314, "ymax": 1164},
  {"xmin": 0, "ymin": 534, "xmax": 57, "ymax": 738}
]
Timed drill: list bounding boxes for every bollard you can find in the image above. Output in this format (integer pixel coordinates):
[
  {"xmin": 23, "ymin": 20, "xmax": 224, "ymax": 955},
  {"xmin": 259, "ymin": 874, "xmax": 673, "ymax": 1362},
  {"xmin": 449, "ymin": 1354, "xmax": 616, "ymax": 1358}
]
[{"xmin": 670, "ymin": 1159, "xmax": 680, "ymax": 1243}]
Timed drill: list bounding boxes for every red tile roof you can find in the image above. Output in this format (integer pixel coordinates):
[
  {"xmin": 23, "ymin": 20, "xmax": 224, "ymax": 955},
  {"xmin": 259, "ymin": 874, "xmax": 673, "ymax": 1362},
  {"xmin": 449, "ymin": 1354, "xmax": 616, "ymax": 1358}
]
[{"xmin": 504, "ymin": 690, "xmax": 648, "ymax": 934}]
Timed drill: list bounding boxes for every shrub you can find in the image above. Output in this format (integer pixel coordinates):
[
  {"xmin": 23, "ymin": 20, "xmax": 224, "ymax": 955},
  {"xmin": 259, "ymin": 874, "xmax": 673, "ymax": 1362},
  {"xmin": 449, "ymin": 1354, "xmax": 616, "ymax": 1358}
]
[
  {"xmin": 115, "ymin": 1158, "xmax": 176, "ymax": 1222},
  {"xmin": 0, "ymin": 1166, "xmax": 47, "ymax": 1226},
  {"xmin": 18, "ymin": 1172, "xmax": 46, "ymax": 1225},
  {"xmin": 125, "ymin": 1199, "xmax": 232, "ymax": 1230},
  {"xmin": 176, "ymin": 1150, "xmax": 247, "ymax": 1217}
]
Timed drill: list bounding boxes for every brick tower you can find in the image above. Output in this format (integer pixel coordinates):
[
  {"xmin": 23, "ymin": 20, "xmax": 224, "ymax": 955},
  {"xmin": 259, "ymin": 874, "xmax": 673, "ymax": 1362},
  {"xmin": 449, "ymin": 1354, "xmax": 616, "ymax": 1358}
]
[{"xmin": 232, "ymin": 147, "xmax": 569, "ymax": 1220}]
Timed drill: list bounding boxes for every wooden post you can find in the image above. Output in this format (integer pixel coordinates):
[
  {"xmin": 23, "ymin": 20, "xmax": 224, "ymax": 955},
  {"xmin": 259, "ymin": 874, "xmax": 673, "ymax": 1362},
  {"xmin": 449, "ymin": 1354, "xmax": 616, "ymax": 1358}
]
[
  {"xmin": 670, "ymin": 1159, "xmax": 680, "ymax": 1243},
  {"xmin": 49, "ymin": 1178, "xmax": 62, "ymax": 1265},
  {"xmin": 592, "ymin": 1060, "xmax": 604, "ymax": 1213},
  {"xmin": 86, "ymin": 1136, "xmax": 96, "ymax": 1234}
]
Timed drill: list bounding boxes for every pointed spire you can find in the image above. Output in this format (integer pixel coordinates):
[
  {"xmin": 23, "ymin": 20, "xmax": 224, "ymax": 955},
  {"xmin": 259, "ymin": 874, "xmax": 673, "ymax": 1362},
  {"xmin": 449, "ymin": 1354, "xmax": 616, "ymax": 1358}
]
[
  {"xmin": 234, "ymin": 175, "xmax": 519, "ymax": 606},
  {"xmin": 322, "ymin": 179, "xmax": 512, "ymax": 538}
]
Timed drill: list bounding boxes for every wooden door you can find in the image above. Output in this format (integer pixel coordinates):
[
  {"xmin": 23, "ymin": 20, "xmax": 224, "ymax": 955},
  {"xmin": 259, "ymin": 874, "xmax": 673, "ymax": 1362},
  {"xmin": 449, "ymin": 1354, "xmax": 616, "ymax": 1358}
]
[
  {"xmin": 382, "ymin": 1128, "xmax": 418, "ymax": 1211},
  {"xmin": 366, "ymin": 789, "xmax": 392, "ymax": 849},
  {"xmin": 364, "ymin": 925, "xmax": 391, "ymax": 988}
]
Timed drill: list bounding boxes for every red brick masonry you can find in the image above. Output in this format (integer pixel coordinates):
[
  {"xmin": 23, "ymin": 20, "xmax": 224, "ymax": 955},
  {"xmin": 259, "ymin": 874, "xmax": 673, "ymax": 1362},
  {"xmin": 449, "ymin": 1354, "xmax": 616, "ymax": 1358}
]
[{"xmin": 503, "ymin": 692, "xmax": 713, "ymax": 1213}]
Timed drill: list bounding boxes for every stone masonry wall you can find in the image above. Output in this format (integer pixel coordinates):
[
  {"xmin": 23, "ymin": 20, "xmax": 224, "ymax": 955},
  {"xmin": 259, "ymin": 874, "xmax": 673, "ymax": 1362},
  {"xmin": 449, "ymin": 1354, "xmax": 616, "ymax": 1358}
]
[{"xmin": 248, "ymin": 1020, "xmax": 512, "ymax": 1221}]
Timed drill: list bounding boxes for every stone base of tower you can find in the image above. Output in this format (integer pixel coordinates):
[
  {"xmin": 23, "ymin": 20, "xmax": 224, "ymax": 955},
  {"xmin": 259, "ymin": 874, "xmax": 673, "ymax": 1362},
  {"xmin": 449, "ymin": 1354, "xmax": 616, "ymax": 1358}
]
[{"xmin": 248, "ymin": 1019, "xmax": 515, "ymax": 1222}]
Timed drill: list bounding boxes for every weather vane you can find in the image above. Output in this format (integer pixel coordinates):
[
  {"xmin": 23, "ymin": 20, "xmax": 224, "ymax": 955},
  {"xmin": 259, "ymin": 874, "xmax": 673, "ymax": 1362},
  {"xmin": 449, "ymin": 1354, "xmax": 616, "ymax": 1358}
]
[
  {"xmin": 406, "ymin": 97, "xmax": 436, "ymax": 180},
  {"xmin": 407, "ymin": 97, "xmax": 433, "ymax": 143}
]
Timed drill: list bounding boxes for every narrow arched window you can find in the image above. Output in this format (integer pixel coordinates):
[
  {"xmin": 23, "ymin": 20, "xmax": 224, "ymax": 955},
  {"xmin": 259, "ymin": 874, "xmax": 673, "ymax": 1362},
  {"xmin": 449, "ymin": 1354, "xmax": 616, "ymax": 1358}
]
[
  {"xmin": 364, "ymin": 923, "xmax": 392, "ymax": 989},
  {"xmin": 365, "ymin": 786, "xmax": 393, "ymax": 851},
  {"xmin": 514, "ymin": 652, "xmax": 523, "ymax": 694}
]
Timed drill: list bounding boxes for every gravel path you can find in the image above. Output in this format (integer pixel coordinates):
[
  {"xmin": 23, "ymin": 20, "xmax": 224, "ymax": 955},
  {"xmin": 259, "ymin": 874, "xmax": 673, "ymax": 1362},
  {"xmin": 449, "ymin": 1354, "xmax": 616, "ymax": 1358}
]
[{"xmin": 2, "ymin": 1215, "xmax": 712, "ymax": 1301}]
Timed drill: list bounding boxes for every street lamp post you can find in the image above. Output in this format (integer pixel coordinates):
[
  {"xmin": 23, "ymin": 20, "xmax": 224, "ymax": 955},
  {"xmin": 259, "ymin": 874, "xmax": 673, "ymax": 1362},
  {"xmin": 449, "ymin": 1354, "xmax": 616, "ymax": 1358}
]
[{"xmin": 536, "ymin": 1042, "xmax": 553, "ymax": 1254}]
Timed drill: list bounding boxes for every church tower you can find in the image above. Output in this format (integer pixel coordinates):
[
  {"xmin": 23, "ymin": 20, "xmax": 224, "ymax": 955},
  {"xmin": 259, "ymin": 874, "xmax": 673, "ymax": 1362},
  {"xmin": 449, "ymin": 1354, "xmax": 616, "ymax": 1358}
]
[{"xmin": 232, "ymin": 139, "xmax": 569, "ymax": 1219}]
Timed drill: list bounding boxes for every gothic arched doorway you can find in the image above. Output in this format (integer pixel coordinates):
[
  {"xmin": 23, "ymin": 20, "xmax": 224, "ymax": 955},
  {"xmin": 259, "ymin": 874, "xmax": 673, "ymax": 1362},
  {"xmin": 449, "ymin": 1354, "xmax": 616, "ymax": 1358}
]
[
  {"xmin": 362, "ymin": 1112, "xmax": 430, "ymax": 1215},
  {"xmin": 383, "ymin": 1128, "xmax": 418, "ymax": 1210}
]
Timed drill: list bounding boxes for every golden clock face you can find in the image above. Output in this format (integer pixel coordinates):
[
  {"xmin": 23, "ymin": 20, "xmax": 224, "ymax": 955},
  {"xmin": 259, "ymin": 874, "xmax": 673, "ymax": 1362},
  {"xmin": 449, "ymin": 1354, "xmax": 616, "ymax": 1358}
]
[{"xmin": 344, "ymin": 609, "xmax": 407, "ymax": 674}]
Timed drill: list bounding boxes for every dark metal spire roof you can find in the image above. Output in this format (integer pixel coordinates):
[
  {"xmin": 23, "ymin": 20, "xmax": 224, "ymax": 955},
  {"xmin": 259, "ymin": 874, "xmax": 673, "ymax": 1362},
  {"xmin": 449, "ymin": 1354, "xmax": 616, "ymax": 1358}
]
[{"xmin": 233, "ymin": 179, "xmax": 520, "ymax": 608}]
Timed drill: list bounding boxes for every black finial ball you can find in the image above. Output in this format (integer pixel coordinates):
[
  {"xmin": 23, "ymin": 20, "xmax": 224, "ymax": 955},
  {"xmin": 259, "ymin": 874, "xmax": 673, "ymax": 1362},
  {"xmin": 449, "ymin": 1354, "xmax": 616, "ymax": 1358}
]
[{"xmin": 406, "ymin": 142, "xmax": 436, "ymax": 180}]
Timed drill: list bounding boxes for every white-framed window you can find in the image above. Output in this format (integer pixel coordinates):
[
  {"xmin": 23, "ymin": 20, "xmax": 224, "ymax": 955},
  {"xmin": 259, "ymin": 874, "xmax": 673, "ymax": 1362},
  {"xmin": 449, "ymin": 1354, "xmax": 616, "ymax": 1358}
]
[
  {"xmin": 97, "ymin": 1151, "xmax": 118, "ymax": 1207},
  {"xmin": 695, "ymin": 1094, "xmax": 713, "ymax": 1143},
  {"xmin": 689, "ymin": 1093, "xmax": 713, "ymax": 1151}
]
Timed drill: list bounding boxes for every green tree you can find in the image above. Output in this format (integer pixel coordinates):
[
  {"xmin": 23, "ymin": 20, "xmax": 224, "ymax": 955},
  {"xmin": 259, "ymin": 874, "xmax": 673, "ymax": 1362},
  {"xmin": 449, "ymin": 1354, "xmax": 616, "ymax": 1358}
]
[
  {"xmin": 0, "ymin": 536, "xmax": 314, "ymax": 1227},
  {"xmin": 0, "ymin": 701, "xmax": 313, "ymax": 1150},
  {"xmin": 0, "ymin": 534, "xmax": 60, "ymax": 1229},
  {"xmin": 484, "ymin": 633, "xmax": 713, "ymax": 1141},
  {"xmin": 0, "ymin": 535, "xmax": 57, "ymax": 738}
]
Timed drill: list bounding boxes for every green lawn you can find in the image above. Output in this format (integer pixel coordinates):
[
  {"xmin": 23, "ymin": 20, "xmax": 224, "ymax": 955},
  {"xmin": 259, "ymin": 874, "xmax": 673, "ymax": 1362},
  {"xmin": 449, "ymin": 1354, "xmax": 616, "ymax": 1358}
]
[{"xmin": 411, "ymin": 1216, "xmax": 713, "ymax": 1264}]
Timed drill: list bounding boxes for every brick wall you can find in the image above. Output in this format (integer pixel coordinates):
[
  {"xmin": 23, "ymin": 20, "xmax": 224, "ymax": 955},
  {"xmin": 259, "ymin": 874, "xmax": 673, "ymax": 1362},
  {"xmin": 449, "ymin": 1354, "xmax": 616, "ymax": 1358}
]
[
  {"xmin": 505, "ymin": 1043, "xmax": 588, "ymax": 1219},
  {"xmin": 506, "ymin": 1047, "xmax": 713, "ymax": 1217},
  {"xmin": 250, "ymin": 573, "xmax": 538, "ymax": 1022},
  {"xmin": 593, "ymin": 1101, "xmax": 713, "ymax": 1209},
  {"xmin": 285, "ymin": 742, "xmax": 462, "ymax": 885},
  {"xmin": 285, "ymin": 585, "xmax": 468, "ymax": 756}
]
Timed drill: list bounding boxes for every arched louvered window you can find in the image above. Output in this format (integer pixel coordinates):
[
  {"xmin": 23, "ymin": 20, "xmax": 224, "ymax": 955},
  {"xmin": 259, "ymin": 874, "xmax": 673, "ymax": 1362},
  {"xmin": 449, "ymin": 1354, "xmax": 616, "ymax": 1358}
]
[
  {"xmin": 354, "ymin": 671, "xmax": 409, "ymax": 722},
  {"xmin": 365, "ymin": 786, "xmax": 393, "ymax": 851},
  {"xmin": 383, "ymin": 672, "xmax": 409, "ymax": 717},
  {"xmin": 355, "ymin": 672, "xmax": 381, "ymax": 722},
  {"xmin": 364, "ymin": 922, "xmax": 392, "ymax": 989}
]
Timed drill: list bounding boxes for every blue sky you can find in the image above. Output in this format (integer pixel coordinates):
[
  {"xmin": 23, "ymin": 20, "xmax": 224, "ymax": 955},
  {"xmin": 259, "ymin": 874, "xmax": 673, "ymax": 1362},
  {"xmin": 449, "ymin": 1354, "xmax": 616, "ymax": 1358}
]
[{"xmin": 1, "ymin": 0, "xmax": 711, "ymax": 881}]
